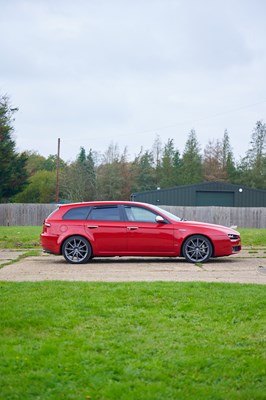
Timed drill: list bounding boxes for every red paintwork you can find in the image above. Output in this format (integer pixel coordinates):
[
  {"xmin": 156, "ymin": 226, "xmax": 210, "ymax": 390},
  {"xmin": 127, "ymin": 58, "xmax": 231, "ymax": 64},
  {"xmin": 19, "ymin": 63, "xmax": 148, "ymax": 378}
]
[{"xmin": 40, "ymin": 201, "xmax": 241, "ymax": 260}]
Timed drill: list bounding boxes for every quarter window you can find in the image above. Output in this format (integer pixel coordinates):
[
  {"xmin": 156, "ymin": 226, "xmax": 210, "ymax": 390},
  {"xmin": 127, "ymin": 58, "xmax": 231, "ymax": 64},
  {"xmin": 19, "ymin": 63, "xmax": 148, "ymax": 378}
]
[{"xmin": 62, "ymin": 206, "xmax": 91, "ymax": 220}]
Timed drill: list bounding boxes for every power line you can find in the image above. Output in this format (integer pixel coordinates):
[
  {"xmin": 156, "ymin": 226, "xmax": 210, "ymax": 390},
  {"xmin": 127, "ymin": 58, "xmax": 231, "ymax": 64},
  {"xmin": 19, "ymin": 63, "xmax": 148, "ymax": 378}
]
[{"xmin": 126, "ymin": 99, "xmax": 266, "ymax": 138}]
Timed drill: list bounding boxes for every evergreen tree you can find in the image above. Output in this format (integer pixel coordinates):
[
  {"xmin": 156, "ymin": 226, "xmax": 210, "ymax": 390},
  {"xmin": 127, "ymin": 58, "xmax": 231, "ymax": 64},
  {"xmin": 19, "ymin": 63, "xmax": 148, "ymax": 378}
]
[
  {"xmin": 0, "ymin": 94, "xmax": 28, "ymax": 201},
  {"xmin": 222, "ymin": 129, "xmax": 236, "ymax": 181},
  {"xmin": 173, "ymin": 149, "xmax": 182, "ymax": 184},
  {"xmin": 77, "ymin": 147, "xmax": 86, "ymax": 164},
  {"xmin": 160, "ymin": 139, "xmax": 181, "ymax": 187},
  {"xmin": 132, "ymin": 149, "xmax": 156, "ymax": 192},
  {"xmin": 238, "ymin": 121, "xmax": 266, "ymax": 189},
  {"xmin": 179, "ymin": 129, "xmax": 202, "ymax": 184}
]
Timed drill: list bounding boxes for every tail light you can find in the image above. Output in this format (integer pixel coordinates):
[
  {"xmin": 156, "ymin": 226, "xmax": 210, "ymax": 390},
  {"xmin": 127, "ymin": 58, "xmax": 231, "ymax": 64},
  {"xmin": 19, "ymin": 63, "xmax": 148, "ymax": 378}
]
[{"xmin": 42, "ymin": 221, "xmax": 51, "ymax": 233}]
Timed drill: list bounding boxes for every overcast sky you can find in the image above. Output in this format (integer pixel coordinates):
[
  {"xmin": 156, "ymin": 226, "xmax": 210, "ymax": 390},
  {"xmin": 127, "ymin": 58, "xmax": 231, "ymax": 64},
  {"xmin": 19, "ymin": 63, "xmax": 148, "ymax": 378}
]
[{"xmin": 1, "ymin": 0, "xmax": 266, "ymax": 162}]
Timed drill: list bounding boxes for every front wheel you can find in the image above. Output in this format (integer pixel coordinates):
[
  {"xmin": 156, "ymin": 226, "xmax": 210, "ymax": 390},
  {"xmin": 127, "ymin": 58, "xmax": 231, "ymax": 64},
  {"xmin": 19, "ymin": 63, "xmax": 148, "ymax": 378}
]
[
  {"xmin": 182, "ymin": 235, "xmax": 212, "ymax": 263},
  {"xmin": 62, "ymin": 236, "xmax": 92, "ymax": 264}
]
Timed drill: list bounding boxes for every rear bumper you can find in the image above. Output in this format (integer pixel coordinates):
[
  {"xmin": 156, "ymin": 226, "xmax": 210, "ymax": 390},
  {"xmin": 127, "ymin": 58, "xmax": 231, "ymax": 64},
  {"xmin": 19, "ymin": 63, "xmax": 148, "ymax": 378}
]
[{"xmin": 40, "ymin": 233, "xmax": 61, "ymax": 255}]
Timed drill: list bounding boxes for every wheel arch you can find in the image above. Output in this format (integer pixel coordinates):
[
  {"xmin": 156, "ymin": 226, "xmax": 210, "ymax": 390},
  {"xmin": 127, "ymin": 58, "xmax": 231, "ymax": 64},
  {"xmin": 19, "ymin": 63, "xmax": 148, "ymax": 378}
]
[
  {"xmin": 60, "ymin": 234, "xmax": 94, "ymax": 257},
  {"xmin": 180, "ymin": 233, "xmax": 215, "ymax": 258}
]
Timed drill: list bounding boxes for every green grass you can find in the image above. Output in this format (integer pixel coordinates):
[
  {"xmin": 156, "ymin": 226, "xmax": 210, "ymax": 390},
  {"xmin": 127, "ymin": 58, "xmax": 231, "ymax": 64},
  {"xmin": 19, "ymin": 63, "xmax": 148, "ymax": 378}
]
[
  {"xmin": 0, "ymin": 226, "xmax": 265, "ymax": 249},
  {"xmin": 0, "ymin": 282, "xmax": 265, "ymax": 400},
  {"xmin": 238, "ymin": 228, "xmax": 266, "ymax": 247},
  {"xmin": 0, "ymin": 226, "xmax": 41, "ymax": 248}
]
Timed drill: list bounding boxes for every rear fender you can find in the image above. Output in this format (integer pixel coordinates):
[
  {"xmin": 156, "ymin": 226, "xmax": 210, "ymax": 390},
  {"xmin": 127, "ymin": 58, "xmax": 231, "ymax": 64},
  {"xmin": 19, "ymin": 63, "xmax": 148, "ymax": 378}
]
[{"xmin": 58, "ymin": 231, "xmax": 94, "ymax": 255}]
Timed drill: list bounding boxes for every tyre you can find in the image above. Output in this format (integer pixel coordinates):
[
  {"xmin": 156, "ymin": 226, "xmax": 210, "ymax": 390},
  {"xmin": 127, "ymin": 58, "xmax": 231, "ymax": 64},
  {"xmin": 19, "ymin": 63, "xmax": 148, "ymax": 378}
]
[
  {"xmin": 62, "ymin": 236, "xmax": 92, "ymax": 264},
  {"xmin": 182, "ymin": 235, "xmax": 212, "ymax": 263}
]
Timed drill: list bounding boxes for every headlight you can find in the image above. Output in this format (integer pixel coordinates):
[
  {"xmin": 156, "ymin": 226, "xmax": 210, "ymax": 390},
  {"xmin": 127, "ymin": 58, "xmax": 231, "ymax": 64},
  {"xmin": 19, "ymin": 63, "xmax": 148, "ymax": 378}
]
[{"xmin": 228, "ymin": 234, "xmax": 239, "ymax": 240}]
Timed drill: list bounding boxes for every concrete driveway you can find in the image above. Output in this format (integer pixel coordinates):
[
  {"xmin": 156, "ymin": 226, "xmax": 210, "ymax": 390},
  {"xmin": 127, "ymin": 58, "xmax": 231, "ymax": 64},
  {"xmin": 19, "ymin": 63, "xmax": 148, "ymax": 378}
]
[{"xmin": 0, "ymin": 248, "xmax": 265, "ymax": 284}]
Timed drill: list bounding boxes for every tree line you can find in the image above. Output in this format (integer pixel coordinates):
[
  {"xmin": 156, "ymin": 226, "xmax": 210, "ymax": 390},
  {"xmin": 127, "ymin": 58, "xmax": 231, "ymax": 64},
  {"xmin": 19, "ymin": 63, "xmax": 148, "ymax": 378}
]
[{"xmin": 1, "ymin": 94, "xmax": 266, "ymax": 203}]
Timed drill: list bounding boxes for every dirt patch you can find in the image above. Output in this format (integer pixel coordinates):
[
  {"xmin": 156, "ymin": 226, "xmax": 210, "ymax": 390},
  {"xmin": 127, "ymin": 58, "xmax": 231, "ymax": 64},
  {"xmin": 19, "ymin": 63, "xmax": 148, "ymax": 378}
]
[{"xmin": 0, "ymin": 249, "xmax": 265, "ymax": 284}]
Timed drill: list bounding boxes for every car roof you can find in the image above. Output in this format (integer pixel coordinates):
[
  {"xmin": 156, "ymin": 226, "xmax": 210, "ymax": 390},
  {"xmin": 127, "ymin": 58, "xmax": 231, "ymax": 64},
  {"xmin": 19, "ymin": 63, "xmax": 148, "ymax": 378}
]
[{"xmin": 58, "ymin": 201, "xmax": 152, "ymax": 208}]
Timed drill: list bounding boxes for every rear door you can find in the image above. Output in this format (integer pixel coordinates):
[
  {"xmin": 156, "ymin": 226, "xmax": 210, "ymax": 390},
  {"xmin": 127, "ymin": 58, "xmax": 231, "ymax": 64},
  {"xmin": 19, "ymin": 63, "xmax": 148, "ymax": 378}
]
[{"xmin": 85, "ymin": 205, "xmax": 127, "ymax": 255}]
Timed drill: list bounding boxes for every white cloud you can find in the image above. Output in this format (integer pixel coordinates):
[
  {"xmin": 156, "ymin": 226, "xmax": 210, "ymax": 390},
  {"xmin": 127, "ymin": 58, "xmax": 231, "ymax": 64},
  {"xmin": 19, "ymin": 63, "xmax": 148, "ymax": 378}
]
[{"xmin": 1, "ymin": 0, "xmax": 266, "ymax": 161}]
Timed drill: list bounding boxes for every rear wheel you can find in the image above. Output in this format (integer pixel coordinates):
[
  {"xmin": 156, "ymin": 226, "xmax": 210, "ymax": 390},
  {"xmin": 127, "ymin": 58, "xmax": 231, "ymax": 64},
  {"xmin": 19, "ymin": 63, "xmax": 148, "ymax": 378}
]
[
  {"xmin": 62, "ymin": 236, "xmax": 92, "ymax": 264},
  {"xmin": 183, "ymin": 235, "xmax": 212, "ymax": 263}
]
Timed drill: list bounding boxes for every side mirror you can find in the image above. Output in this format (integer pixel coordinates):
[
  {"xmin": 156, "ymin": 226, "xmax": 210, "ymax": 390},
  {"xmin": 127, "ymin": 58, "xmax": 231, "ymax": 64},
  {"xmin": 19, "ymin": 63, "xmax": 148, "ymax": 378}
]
[{"xmin": 156, "ymin": 215, "xmax": 165, "ymax": 223}]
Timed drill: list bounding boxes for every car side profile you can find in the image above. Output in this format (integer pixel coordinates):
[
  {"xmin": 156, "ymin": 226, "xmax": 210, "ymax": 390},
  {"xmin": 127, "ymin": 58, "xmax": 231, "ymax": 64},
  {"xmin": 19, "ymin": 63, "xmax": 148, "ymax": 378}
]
[{"xmin": 40, "ymin": 201, "xmax": 241, "ymax": 264}]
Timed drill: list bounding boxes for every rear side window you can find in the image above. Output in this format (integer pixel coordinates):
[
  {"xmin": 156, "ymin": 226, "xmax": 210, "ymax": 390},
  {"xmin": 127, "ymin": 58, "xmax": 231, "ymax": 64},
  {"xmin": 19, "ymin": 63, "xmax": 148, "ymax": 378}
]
[
  {"xmin": 88, "ymin": 206, "xmax": 121, "ymax": 221},
  {"xmin": 62, "ymin": 206, "xmax": 91, "ymax": 220}
]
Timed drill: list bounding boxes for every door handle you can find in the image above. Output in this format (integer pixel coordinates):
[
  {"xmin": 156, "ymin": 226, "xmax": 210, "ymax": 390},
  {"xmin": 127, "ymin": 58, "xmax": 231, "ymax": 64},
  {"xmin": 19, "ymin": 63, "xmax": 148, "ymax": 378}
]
[
  {"xmin": 87, "ymin": 225, "xmax": 99, "ymax": 229},
  {"xmin": 127, "ymin": 226, "xmax": 139, "ymax": 230}
]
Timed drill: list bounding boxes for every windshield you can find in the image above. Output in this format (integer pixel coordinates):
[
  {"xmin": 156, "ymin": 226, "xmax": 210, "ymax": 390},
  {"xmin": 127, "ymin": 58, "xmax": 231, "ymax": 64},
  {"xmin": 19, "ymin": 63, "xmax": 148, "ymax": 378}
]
[{"xmin": 147, "ymin": 204, "xmax": 182, "ymax": 222}]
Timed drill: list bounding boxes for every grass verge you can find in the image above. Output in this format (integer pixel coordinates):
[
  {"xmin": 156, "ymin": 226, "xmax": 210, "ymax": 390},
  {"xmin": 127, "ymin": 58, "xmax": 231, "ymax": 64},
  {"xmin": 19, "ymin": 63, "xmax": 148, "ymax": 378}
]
[{"xmin": 0, "ymin": 281, "xmax": 265, "ymax": 400}]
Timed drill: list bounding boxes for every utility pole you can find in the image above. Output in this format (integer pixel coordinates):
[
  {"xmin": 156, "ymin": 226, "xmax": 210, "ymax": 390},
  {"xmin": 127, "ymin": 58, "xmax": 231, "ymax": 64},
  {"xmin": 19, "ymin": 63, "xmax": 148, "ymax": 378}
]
[{"xmin": 55, "ymin": 138, "xmax": 61, "ymax": 203}]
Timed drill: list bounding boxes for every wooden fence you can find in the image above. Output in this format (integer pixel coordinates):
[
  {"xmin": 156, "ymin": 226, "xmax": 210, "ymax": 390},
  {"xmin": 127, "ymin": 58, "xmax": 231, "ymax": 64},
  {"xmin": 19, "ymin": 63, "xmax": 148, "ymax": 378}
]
[
  {"xmin": 162, "ymin": 206, "xmax": 266, "ymax": 229},
  {"xmin": 0, "ymin": 204, "xmax": 265, "ymax": 228},
  {"xmin": 0, "ymin": 204, "xmax": 57, "ymax": 226}
]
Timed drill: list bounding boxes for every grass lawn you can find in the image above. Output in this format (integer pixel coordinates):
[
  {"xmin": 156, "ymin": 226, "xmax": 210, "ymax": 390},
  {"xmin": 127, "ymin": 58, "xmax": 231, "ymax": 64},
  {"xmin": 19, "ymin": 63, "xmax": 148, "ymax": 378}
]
[
  {"xmin": 1, "ymin": 282, "xmax": 265, "ymax": 400},
  {"xmin": 0, "ymin": 226, "xmax": 41, "ymax": 249}
]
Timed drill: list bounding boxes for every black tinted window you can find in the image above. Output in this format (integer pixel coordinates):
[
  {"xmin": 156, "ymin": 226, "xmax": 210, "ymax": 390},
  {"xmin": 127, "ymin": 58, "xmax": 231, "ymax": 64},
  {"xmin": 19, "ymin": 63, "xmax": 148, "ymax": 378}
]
[
  {"xmin": 88, "ymin": 206, "xmax": 121, "ymax": 221},
  {"xmin": 63, "ymin": 206, "xmax": 91, "ymax": 220}
]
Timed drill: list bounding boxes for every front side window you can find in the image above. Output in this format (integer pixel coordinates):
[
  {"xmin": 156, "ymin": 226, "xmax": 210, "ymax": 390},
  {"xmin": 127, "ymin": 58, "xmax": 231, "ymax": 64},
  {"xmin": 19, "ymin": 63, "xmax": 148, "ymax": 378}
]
[
  {"xmin": 88, "ymin": 206, "xmax": 121, "ymax": 221},
  {"xmin": 125, "ymin": 206, "xmax": 158, "ymax": 223}
]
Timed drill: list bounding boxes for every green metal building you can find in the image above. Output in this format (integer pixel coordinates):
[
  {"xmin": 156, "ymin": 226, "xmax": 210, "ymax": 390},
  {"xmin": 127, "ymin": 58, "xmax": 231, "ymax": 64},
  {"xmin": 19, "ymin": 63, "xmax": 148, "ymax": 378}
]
[{"xmin": 131, "ymin": 181, "xmax": 266, "ymax": 207}]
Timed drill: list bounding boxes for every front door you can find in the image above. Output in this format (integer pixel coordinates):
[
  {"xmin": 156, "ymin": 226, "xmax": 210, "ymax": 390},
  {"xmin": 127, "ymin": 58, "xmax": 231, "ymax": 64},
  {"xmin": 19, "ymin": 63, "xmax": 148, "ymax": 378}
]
[{"xmin": 123, "ymin": 205, "xmax": 175, "ymax": 255}]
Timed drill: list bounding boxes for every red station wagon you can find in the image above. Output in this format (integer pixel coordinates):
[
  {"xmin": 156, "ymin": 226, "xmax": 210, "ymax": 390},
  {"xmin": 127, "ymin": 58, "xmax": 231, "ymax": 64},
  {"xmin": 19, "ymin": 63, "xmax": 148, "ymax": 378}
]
[{"xmin": 40, "ymin": 201, "xmax": 241, "ymax": 264}]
